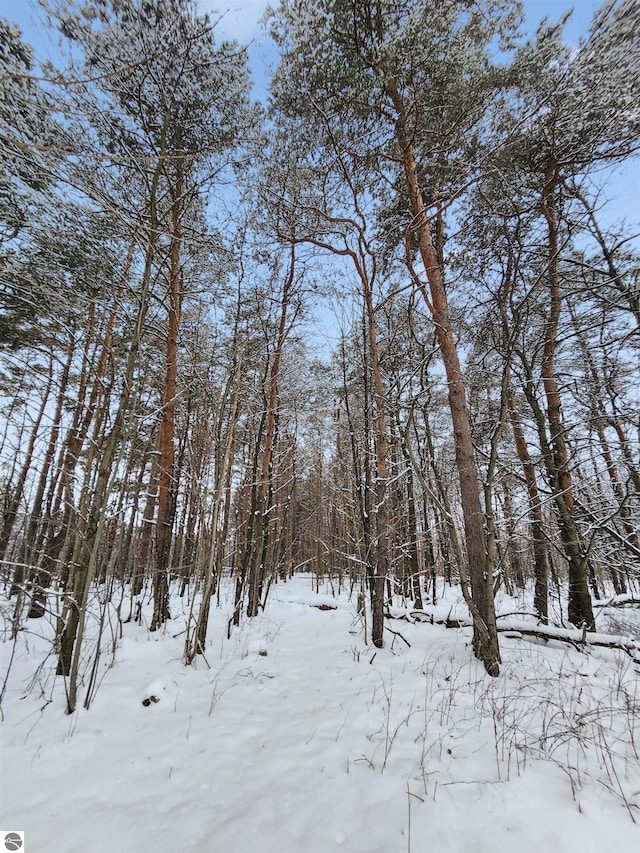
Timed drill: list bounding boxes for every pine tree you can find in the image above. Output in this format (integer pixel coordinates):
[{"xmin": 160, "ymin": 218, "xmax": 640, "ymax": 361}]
[{"xmin": 267, "ymin": 0, "xmax": 524, "ymax": 673}]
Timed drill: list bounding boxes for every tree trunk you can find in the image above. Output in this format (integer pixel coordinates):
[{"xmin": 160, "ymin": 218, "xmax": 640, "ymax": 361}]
[
  {"xmin": 359, "ymin": 268, "xmax": 389, "ymax": 647},
  {"xmin": 187, "ymin": 353, "xmax": 243, "ymax": 661},
  {"xmin": 386, "ymin": 78, "xmax": 499, "ymax": 674},
  {"xmin": 247, "ymin": 248, "xmax": 297, "ymax": 618},
  {"xmin": 25, "ymin": 337, "xmax": 75, "ymax": 618},
  {"xmin": 506, "ymin": 377, "xmax": 549, "ymax": 622},
  {"xmin": 3, "ymin": 355, "xmax": 54, "ymax": 572},
  {"xmin": 151, "ymin": 162, "xmax": 184, "ymax": 631},
  {"xmin": 540, "ymin": 158, "xmax": 594, "ymax": 629},
  {"xmin": 57, "ymin": 129, "xmax": 167, "ymax": 712}
]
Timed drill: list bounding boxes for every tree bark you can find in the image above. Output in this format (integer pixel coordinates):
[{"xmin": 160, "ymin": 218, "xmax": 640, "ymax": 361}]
[
  {"xmin": 386, "ymin": 78, "xmax": 500, "ymax": 674},
  {"xmin": 24, "ymin": 337, "xmax": 75, "ymax": 617},
  {"xmin": 151, "ymin": 159, "xmax": 184, "ymax": 631},
  {"xmin": 539, "ymin": 158, "xmax": 594, "ymax": 629},
  {"xmin": 247, "ymin": 248, "xmax": 297, "ymax": 618},
  {"xmin": 3, "ymin": 355, "xmax": 54, "ymax": 570},
  {"xmin": 57, "ymin": 126, "xmax": 167, "ymax": 711},
  {"xmin": 506, "ymin": 377, "xmax": 549, "ymax": 622}
]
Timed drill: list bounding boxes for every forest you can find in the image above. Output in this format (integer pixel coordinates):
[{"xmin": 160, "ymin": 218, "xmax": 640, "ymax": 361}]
[{"xmin": 1, "ymin": 1, "xmax": 640, "ymax": 850}]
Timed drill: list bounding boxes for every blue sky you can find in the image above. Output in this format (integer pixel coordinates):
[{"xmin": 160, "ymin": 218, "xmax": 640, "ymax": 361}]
[
  {"xmin": 2, "ymin": 0, "xmax": 635, "ymax": 228},
  {"xmin": 0, "ymin": 1, "xmax": 614, "ymax": 127},
  {"xmin": 2, "ymin": 1, "xmax": 604, "ymax": 81}
]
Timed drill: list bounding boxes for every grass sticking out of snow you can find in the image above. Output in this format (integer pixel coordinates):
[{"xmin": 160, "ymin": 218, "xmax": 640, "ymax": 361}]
[{"xmin": 1, "ymin": 575, "xmax": 640, "ymax": 853}]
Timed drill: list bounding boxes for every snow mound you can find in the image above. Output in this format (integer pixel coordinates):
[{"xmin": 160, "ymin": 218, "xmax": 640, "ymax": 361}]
[{"xmin": 140, "ymin": 677, "xmax": 169, "ymax": 707}]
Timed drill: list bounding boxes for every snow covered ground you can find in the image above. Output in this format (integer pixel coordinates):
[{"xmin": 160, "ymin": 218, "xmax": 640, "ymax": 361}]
[{"xmin": 2, "ymin": 575, "xmax": 640, "ymax": 853}]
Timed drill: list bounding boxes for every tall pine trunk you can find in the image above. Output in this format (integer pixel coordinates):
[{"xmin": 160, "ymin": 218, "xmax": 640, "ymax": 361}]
[
  {"xmin": 150, "ymin": 199, "xmax": 182, "ymax": 630},
  {"xmin": 58, "ymin": 130, "xmax": 167, "ymax": 711},
  {"xmin": 386, "ymin": 79, "xmax": 500, "ymax": 674},
  {"xmin": 540, "ymin": 158, "xmax": 594, "ymax": 629}
]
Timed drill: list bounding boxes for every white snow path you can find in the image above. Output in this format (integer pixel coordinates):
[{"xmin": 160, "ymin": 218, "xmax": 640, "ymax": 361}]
[{"xmin": 2, "ymin": 577, "xmax": 640, "ymax": 852}]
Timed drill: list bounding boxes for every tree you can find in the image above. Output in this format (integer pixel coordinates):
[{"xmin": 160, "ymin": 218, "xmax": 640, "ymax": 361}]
[
  {"xmin": 503, "ymin": 1, "xmax": 640, "ymax": 626},
  {"xmin": 0, "ymin": 19, "xmax": 59, "ymax": 246},
  {"xmin": 268, "ymin": 0, "xmax": 524, "ymax": 673},
  {"xmin": 46, "ymin": 0, "xmax": 256, "ymax": 634}
]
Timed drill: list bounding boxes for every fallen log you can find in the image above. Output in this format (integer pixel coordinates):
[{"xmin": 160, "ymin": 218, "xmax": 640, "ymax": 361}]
[
  {"xmin": 496, "ymin": 625, "xmax": 640, "ymax": 666},
  {"xmin": 594, "ymin": 597, "xmax": 640, "ymax": 608},
  {"xmin": 393, "ymin": 611, "xmax": 640, "ymax": 664}
]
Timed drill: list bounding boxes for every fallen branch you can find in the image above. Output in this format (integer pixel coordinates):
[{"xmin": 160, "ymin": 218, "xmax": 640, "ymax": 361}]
[
  {"xmin": 594, "ymin": 597, "xmax": 640, "ymax": 609},
  {"xmin": 494, "ymin": 621, "xmax": 640, "ymax": 662},
  {"xmin": 397, "ymin": 611, "xmax": 640, "ymax": 663},
  {"xmin": 384, "ymin": 624, "xmax": 411, "ymax": 647}
]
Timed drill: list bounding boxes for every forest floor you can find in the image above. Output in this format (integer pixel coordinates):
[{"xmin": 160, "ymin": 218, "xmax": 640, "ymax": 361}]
[{"xmin": 2, "ymin": 575, "xmax": 640, "ymax": 853}]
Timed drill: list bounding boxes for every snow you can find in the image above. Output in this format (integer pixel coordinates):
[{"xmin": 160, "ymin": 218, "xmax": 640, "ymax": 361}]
[{"xmin": 2, "ymin": 576, "xmax": 640, "ymax": 853}]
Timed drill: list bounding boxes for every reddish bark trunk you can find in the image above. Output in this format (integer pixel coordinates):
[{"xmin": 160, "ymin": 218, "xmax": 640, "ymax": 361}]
[
  {"xmin": 386, "ymin": 78, "xmax": 499, "ymax": 674},
  {"xmin": 151, "ymin": 168, "xmax": 183, "ymax": 631}
]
